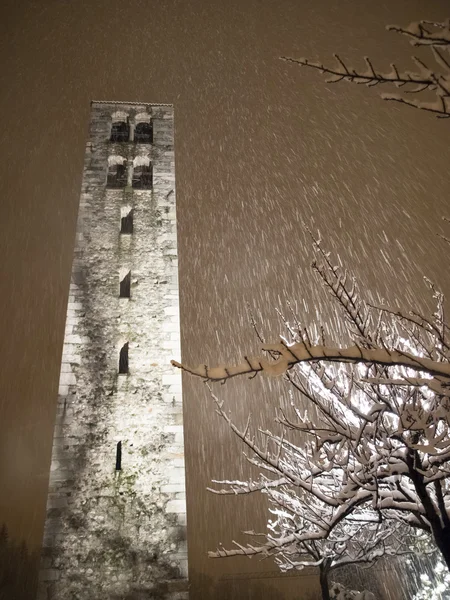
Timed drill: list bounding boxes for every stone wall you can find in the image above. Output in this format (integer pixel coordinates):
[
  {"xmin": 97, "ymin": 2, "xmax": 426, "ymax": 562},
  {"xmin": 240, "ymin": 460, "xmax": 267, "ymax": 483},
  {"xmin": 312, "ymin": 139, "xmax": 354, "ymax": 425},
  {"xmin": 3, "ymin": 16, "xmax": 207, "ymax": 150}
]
[{"xmin": 38, "ymin": 102, "xmax": 188, "ymax": 600}]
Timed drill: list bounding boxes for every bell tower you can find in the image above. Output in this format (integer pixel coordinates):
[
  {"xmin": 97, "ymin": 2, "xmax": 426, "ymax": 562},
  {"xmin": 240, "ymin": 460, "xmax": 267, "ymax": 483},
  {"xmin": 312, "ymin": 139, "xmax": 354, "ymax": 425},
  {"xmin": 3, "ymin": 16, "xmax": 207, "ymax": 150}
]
[{"xmin": 38, "ymin": 102, "xmax": 188, "ymax": 600}]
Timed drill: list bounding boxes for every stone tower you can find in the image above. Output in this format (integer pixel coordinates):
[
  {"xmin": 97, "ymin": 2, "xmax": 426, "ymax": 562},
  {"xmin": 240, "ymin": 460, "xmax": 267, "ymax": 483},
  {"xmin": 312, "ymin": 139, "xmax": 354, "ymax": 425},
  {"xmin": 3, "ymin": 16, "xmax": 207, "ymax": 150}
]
[{"xmin": 38, "ymin": 102, "xmax": 188, "ymax": 600}]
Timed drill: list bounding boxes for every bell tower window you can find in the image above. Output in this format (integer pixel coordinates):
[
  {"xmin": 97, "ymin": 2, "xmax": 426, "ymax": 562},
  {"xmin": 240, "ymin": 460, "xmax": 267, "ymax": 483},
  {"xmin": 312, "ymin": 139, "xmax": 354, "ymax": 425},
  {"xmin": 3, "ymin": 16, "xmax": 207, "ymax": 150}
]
[
  {"xmin": 132, "ymin": 157, "xmax": 152, "ymax": 190},
  {"xmin": 110, "ymin": 121, "xmax": 129, "ymax": 142},
  {"xmin": 135, "ymin": 122, "xmax": 153, "ymax": 144},
  {"xmin": 107, "ymin": 156, "xmax": 128, "ymax": 188}
]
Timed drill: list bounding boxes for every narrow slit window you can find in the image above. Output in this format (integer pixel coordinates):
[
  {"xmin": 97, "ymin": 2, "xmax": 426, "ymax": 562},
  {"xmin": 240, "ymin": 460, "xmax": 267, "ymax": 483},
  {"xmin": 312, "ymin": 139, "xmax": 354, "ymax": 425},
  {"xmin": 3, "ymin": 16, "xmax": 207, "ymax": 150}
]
[
  {"xmin": 110, "ymin": 121, "xmax": 129, "ymax": 143},
  {"xmin": 120, "ymin": 271, "xmax": 131, "ymax": 298},
  {"xmin": 134, "ymin": 122, "xmax": 153, "ymax": 144},
  {"xmin": 120, "ymin": 209, "xmax": 133, "ymax": 234},
  {"xmin": 119, "ymin": 343, "xmax": 129, "ymax": 374},
  {"xmin": 115, "ymin": 441, "xmax": 122, "ymax": 471}
]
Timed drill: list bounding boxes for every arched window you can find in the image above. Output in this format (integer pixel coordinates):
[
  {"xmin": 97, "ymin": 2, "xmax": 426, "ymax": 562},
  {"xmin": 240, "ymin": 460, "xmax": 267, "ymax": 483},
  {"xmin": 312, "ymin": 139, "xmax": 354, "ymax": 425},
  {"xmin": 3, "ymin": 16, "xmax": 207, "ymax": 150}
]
[
  {"xmin": 135, "ymin": 121, "xmax": 153, "ymax": 144},
  {"xmin": 107, "ymin": 156, "xmax": 128, "ymax": 188},
  {"xmin": 110, "ymin": 121, "xmax": 129, "ymax": 142},
  {"xmin": 132, "ymin": 156, "xmax": 152, "ymax": 190}
]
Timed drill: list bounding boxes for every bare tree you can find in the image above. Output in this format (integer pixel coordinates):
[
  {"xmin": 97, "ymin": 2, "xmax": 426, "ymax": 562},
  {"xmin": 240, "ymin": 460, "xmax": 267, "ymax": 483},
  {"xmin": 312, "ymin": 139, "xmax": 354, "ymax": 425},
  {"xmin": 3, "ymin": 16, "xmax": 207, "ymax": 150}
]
[
  {"xmin": 207, "ymin": 380, "xmax": 414, "ymax": 600},
  {"xmin": 173, "ymin": 15, "xmax": 450, "ymax": 599},
  {"xmin": 281, "ymin": 19, "xmax": 450, "ymax": 118},
  {"xmin": 173, "ymin": 231, "xmax": 450, "ymax": 579}
]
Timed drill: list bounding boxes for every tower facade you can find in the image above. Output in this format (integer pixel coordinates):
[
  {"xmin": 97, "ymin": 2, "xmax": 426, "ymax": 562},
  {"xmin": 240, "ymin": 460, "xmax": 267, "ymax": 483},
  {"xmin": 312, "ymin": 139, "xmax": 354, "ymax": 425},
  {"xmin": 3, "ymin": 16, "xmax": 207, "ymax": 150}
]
[{"xmin": 38, "ymin": 102, "xmax": 188, "ymax": 600}]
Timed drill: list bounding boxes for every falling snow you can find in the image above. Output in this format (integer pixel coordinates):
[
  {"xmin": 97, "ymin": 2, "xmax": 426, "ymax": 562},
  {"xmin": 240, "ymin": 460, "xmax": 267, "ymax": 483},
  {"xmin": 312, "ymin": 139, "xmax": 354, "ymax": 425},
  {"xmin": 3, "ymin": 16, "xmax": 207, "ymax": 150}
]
[{"xmin": 1, "ymin": 1, "xmax": 449, "ymax": 598}]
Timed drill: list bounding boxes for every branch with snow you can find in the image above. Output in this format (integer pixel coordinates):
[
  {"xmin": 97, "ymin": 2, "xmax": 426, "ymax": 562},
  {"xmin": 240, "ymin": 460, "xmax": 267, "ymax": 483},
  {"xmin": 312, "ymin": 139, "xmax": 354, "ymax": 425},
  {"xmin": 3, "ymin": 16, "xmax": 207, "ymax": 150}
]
[
  {"xmin": 174, "ymin": 224, "xmax": 450, "ymax": 582},
  {"xmin": 172, "ymin": 343, "xmax": 450, "ymax": 396},
  {"xmin": 172, "ymin": 16, "xmax": 450, "ymax": 596},
  {"xmin": 203, "ymin": 381, "xmax": 424, "ymax": 599},
  {"xmin": 281, "ymin": 19, "xmax": 450, "ymax": 118}
]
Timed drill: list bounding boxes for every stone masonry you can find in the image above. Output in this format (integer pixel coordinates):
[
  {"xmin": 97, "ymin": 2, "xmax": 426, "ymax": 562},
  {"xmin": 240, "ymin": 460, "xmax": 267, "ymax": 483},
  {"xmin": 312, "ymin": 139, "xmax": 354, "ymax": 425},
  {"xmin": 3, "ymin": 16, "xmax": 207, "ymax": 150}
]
[{"xmin": 38, "ymin": 102, "xmax": 188, "ymax": 600}]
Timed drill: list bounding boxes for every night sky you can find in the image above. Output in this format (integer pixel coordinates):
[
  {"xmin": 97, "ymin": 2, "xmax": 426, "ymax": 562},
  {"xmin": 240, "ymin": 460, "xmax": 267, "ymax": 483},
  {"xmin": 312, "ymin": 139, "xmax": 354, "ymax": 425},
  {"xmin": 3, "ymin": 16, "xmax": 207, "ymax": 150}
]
[{"xmin": 1, "ymin": 0, "xmax": 449, "ymax": 596}]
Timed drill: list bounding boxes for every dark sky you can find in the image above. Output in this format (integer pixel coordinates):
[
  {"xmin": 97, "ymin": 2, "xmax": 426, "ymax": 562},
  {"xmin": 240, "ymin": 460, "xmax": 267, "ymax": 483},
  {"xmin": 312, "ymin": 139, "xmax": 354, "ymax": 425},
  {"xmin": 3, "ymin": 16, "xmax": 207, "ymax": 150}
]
[{"xmin": 1, "ymin": 0, "xmax": 449, "ymax": 594}]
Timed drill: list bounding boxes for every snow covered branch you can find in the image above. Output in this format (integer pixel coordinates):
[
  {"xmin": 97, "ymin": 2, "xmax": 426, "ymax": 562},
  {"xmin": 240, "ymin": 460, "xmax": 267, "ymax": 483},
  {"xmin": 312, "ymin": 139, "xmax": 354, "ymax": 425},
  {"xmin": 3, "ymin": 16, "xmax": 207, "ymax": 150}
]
[
  {"xmin": 204, "ymin": 385, "xmax": 423, "ymax": 598},
  {"xmin": 386, "ymin": 20, "xmax": 450, "ymax": 48},
  {"xmin": 172, "ymin": 343, "xmax": 450, "ymax": 396},
  {"xmin": 281, "ymin": 19, "xmax": 450, "ymax": 118},
  {"xmin": 174, "ymin": 221, "xmax": 450, "ymax": 590},
  {"xmin": 173, "ymin": 16, "xmax": 450, "ymax": 584}
]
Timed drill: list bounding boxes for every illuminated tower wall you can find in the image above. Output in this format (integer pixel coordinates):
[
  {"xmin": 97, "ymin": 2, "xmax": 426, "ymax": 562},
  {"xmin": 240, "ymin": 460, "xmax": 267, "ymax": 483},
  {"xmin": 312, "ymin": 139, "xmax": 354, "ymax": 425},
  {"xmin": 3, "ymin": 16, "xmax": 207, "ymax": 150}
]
[{"xmin": 38, "ymin": 102, "xmax": 188, "ymax": 600}]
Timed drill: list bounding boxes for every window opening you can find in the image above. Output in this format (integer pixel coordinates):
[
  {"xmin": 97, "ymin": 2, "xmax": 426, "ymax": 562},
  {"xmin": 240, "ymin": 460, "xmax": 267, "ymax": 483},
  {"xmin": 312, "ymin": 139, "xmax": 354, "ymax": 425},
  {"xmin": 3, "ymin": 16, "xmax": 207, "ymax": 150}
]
[
  {"xmin": 119, "ymin": 343, "xmax": 129, "ymax": 374},
  {"xmin": 135, "ymin": 122, "xmax": 153, "ymax": 144},
  {"xmin": 120, "ymin": 271, "xmax": 131, "ymax": 298},
  {"xmin": 132, "ymin": 163, "xmax": 152, "ymax": 190},
  {"xmin": 107, "ymin": 160, "xmax": 128, "ymax": 188},
  {"xmin": 110, "ymin": 121, "xmax": 129, "ymax": 142},
  {"xmin": 115, "ymin": 442, "xmax": 122, "ymax": 471},
  {"xmin": 120, "ymin": 209, "xmax": 133, "ymax": 234}
]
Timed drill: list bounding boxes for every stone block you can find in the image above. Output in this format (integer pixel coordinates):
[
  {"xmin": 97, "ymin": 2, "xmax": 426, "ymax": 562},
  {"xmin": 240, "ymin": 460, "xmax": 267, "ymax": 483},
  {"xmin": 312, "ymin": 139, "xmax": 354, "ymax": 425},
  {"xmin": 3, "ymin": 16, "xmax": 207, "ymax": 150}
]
[
  {"xmin": 164, "ymin": 425, "xmax": 183, "ymax": 434},
  {"xmin": 167, "ymin": 384, "xmax": 182, "ymax": 395},
  {"xmin": 162, "ymin": 374, "xmax": 182, "ymax": 386},
  {"xmin": 166, "ymin": 499, "xmax": 187, "ymax": 514},
  {"xmin": 66, "ymin": 302, "xmax": 83, "ymax": 310},
  {"xmin": 164, "ymin": 467, "xmax": 186, "ymax": 486},
  {"xmin": 64, "ymin": 317, "xmax": 79, "ymax": 326},
  {"xmin": 161, "ymin": 482, "xmax": 185, "ymax": 494},
  {"xmin": 59, "ymin": 372, "xmax": 77, "ymax": 386},
  {"xmin": 176, "ymin": 513, "xmax": 187, "ymax": 527},
  {"xmin": 49, "ymin": 468, "xmax": 73, "ymax": 482},
  {"xmin": 174, "ymin": 431, "xmax": 184, "ymax": 444},
  {"xmin": 58, "ymin": 385, "xmax": 69, "ymax": 397},
  {"xmin": 162, "ymin": 321, "xmax": 180, "ymax": 333},
  {"xmin": 64, "ymin": 334, "xmax": 86, "ymax": 344}
]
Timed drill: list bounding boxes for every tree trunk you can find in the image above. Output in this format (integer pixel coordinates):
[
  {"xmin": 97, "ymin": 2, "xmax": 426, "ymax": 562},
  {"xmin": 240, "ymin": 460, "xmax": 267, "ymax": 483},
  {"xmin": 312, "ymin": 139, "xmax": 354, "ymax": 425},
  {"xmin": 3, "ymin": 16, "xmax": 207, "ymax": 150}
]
[
  {"xmin": 319, "ymin": 564, "xmax": 331, "ymax": 600},
  {"xmin": 433, "ymin": 525, "xmax": 450, "ymax": 573},
  {"xmin": 406, "ymin": 449, "xmax": 450, "ymax": 573}
]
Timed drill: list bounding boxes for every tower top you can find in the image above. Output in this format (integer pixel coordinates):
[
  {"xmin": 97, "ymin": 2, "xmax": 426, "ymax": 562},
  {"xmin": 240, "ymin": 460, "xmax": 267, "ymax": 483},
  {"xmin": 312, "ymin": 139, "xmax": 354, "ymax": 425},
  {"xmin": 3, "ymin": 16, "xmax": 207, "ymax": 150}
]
[{"xmin": 91, "ymin": 100, "xmax": 173, "ymax": 107}]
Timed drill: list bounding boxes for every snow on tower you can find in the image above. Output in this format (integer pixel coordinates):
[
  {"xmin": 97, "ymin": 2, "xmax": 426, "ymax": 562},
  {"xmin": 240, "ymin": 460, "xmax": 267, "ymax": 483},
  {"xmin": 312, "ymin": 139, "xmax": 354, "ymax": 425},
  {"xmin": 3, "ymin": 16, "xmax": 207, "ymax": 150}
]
[{"xmin": 37, "ymin": 102, "xmax": 188, "ymax": 600}]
